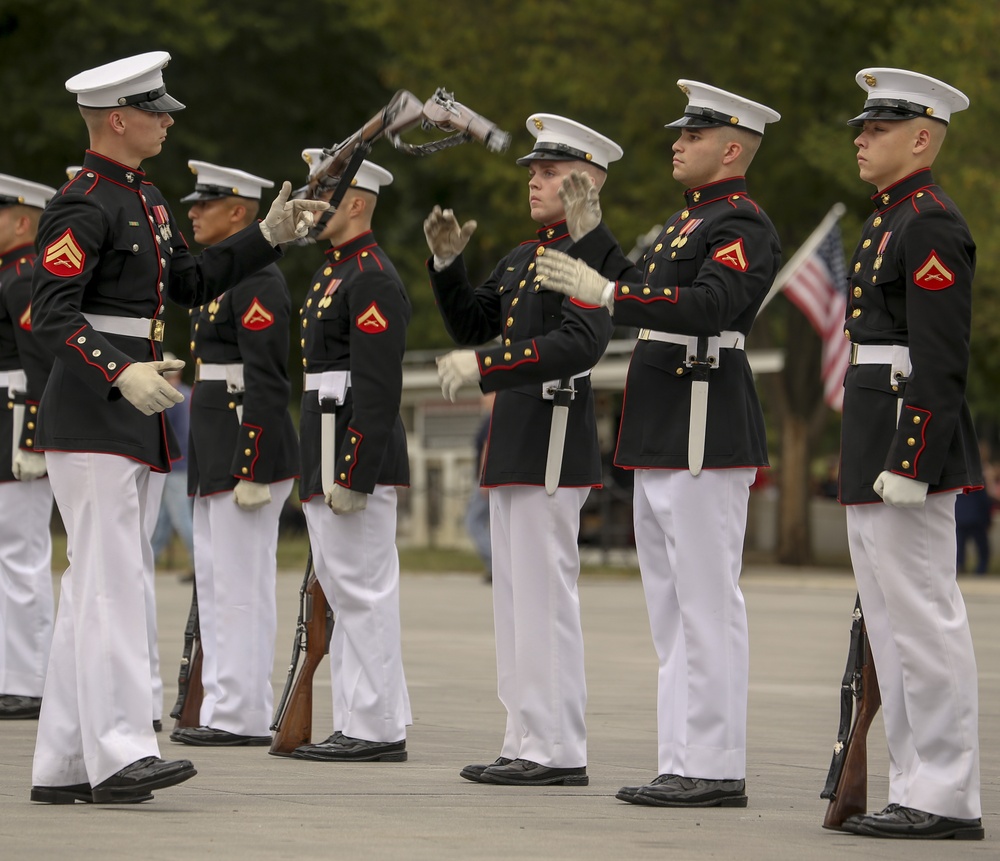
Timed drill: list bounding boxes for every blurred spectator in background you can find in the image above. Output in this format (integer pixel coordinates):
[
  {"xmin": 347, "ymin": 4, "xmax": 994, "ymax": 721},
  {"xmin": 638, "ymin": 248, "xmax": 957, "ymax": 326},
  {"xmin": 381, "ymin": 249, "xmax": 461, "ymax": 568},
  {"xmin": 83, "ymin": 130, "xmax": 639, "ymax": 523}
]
[{"xmin": 956, "ymin": 442, "xmax": 997, "ymax": 575}]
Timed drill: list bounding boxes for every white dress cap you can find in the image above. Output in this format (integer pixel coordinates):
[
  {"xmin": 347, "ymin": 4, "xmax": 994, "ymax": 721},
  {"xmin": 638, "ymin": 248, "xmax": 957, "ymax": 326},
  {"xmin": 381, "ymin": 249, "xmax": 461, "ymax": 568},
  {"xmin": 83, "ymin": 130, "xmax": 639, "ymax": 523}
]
[
  {"xmin": 0, "ymin": 174, "xmax": 57, "ymax": 209},
  {"xmin": 65, "ymin": 51, "xmax": 184, "ymax": 112},
  {"xmin": 516, "ymin": 114, "xmax": 623, "ymax": 170},
  {"xmin": 65, "ymin": 166, "xmax": 83, "ymax": 181},
  {"xmin": 849, "ymin": 68, "xmax": 969, "ymax": 126},
  {"xmin": 181, "ymin": 160, "xmax": 275, "ymax": 203},
  {"xmin": 349, "ymin": 160, "xmax": 393, "ymax": 195},
  {"xmin": 666, "ymin": 80, "xmax": 780, "ymax": 135}
]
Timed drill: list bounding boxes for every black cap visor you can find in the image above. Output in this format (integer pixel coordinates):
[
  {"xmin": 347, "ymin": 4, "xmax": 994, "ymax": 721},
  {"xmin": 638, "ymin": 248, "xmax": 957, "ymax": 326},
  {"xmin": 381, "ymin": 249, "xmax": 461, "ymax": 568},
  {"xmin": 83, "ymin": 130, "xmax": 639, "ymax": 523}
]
[
  {"xmin": 847, "ymin": 98, "xmax": 944, "ymax": 127},
  {"xmin": 515, "ymin": 142, "xmax": 606, "ymax": 170}
]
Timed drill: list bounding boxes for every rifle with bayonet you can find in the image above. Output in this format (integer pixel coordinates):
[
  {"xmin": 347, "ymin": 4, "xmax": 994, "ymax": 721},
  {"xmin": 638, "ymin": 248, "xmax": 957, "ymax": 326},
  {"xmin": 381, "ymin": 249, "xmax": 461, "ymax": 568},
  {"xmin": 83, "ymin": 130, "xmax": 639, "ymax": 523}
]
[
  {"xmin": 295, "ymin": 87, "xmax": 511, "ymax": 240},
  {"xmin": 269, "ymin": 551, "xmax": 334, "ymax": 756},
  {"xmin": 169, "ymin": 582, "xmax": 204, "ymax": 729},
  {"xmin": 821, "ymin": 595, "xmax": 881, "ymax": 829}
]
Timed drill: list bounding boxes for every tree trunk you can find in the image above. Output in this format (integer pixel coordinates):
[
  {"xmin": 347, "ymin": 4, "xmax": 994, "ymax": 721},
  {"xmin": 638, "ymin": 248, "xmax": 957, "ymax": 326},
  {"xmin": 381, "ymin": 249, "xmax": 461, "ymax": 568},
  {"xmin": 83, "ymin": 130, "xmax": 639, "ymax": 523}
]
[{"xmin": 776, "ymin": 310, "xmax": 826, "ymax": 564}]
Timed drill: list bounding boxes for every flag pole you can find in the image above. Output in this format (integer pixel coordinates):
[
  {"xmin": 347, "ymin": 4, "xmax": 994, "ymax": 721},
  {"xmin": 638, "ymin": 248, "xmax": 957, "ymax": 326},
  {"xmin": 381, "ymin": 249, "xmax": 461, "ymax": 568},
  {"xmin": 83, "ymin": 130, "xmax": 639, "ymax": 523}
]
[{"xmin": 758, "ymin": 202, "xmax": 847, "ymax": 314}]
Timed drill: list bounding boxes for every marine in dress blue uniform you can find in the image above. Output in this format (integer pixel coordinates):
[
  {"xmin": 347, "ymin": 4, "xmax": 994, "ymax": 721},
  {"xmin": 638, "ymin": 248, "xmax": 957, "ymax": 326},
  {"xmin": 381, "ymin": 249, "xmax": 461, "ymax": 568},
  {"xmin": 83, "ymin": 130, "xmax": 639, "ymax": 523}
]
[
  {"xmin": 290, "ymin": 158, "xmax": 412, "ymax": 763},
  {"xmin": 0, "ymin": 175, "xmax": 56, "ymax": 721},
  {"xmin": 168, "ymin": 161, "xmax": 300, "ymax": 747},
  {"xmin": 425, "ymin": 116, "xmax": 630, "ymax": 786},
  {"xmin": 28, "ymin": 52, "xmax": 324, "ymax": 804},
  {"xmin": 535, "ymin": 83, "xmax": 781, "ymax": 806},
  {"xmin": 836, "ymin": 69, "xmax": 983, "ymax": 841}
]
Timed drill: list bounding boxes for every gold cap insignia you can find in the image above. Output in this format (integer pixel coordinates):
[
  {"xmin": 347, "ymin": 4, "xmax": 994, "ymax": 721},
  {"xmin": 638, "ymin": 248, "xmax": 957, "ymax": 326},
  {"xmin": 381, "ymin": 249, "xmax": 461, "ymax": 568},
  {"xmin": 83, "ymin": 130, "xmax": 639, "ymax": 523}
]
[
  {"xmin": 864, "ymin": 73, "xmax": 877, "ymax": 88},
  {"xmin": 304, "ymin": 152, "xmax": 313, "ymax": 164},
  {"xmin": 533, "ymin": 117, "xmax": 544, "ymax": 130},
  {"xmin": 678, "ymin": 83, "xmax": 690, "ymax": 95}
]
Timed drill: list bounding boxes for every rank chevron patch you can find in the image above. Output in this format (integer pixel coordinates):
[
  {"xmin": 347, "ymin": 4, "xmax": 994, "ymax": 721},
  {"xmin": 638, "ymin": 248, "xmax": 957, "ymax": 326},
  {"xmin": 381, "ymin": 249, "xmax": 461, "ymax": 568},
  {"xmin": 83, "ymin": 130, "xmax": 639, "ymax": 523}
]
[
  {"xmin": 913, "ymin": 251, "xmax": 955, "ymax": 290},
  {"xmin": 242, "ymin": 298, "xmax": 275, "ymax": 330},
  {"xmin": 356, "ymin": 301, "xmax": 388, "ymax": 333},
  {"xmin": 42, "ymin": 228, "xmax": 85, "ymax": 277},
  {"xmin": 712, "ymin": 238, "xmax": 748, "ymax": 272}
]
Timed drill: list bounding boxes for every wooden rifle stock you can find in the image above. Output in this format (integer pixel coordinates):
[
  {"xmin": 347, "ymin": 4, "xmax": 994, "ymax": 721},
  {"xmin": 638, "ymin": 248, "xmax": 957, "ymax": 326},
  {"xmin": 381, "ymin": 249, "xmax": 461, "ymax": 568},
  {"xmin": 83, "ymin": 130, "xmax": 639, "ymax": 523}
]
[
  {"xmin": 821, "ymin": 600, "xmax": 881, "ymax": 829},
  {"xmin": 269, "ymin": 558, "xmax": 334, "ymax": 756},
  {"xmin": 169, "ymin": 583, "xmax": 204, "ymax": 728}
]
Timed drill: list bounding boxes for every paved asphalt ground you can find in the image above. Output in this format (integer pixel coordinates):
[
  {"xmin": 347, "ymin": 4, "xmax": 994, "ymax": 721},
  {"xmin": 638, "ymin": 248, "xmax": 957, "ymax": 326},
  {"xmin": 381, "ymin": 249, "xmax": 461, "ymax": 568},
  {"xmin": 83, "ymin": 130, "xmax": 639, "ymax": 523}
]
[{"xmin": 1, "ymin": 563, "xmax": 997, "ymax": 860}]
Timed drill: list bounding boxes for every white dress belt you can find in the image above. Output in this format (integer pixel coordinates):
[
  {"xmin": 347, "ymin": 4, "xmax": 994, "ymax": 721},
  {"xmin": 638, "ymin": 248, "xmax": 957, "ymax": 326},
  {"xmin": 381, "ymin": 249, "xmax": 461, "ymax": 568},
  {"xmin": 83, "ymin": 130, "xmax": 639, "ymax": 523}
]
[
  {"xmin": 304, "ymin": 370, "xmax": 351, "ymax": 405},
  {"xmin": 0, "ymin": 369, "xmax": 26, "ymax": 393},
  {"xmin": 638, "ymin": 329, "xmax": 746, "ymax": 360},
  {"xmin": 84, "ymin": 313, "xmax": 165, "ymax": 341},
  {"xmin": 542, "ymin": 369, "xmax": 591, "ymax": 401},
  {"xmin": 196, "ymin": 362, "xmax": 245, "ymax": 393},
  {"xmin": 849, "ymin": 343, "xmax": 911, "ymax": 376}
]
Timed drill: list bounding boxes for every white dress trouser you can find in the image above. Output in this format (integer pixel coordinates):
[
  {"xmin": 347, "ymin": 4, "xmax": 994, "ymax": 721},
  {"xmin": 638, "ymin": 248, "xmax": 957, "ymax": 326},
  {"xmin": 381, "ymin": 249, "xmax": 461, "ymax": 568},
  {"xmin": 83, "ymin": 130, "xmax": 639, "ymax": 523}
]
[
  {"xmin": 144, "ymin": 470, "xmax": 166, "ymax": 723},
  {"xmin": 490, "ymin": 485, "xmax": 590, "ymax": 769},
  {"xmin": 0, "ymin": 478, "xmax": 54, "ymax": 697},
  {"xmin": 847, "ymin": 493, "xmax": 981, "ymax": 820},
  {"xmin": 32, "ymin": 452, "xmax": 160, "ymax": 788},
  {"xmin": 304, "ymin": 487, "xmax": 411, "ymax": 743},
  {"xmin": 633, "ymin": 468, "xmax": 754, "ymax": 780},
  {"xmin": 192, "ymin": 480, "xmax": 291, "ymax": 736}
]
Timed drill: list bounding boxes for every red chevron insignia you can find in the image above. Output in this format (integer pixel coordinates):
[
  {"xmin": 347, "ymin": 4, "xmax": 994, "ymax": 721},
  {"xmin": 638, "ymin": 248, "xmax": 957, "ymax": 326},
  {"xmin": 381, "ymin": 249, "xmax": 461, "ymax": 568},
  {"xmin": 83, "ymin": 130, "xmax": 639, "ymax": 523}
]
[
  {"xmin": 712, "ymin": 238, "xmax": 748, "ymax": 272},
  {"xmin": 356, "ymin": 302, "xmax": 388, "ymax": 333},
  {"xmin": 913, "ymin": 251, "xmax": 955, "ymax": 290},
  {"xmin": 42, "ymin": 228, "xmax": 85, "ymax": 277}
]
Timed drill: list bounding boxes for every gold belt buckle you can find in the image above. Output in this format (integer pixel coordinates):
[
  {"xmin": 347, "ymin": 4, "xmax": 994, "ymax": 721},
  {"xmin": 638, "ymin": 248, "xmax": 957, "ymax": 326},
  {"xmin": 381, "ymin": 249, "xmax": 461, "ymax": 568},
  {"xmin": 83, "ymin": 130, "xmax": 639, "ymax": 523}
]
[
  {"xmin": 637, "ymin": 328, "xmax": 651, "ymax": 341},
  {"xmin": 849, "ymin": 342, "xmax": 859, "ymax": 365},
  {"xmin": 149, "ymin": 319, "xmax": 165, "ymax": 342}
]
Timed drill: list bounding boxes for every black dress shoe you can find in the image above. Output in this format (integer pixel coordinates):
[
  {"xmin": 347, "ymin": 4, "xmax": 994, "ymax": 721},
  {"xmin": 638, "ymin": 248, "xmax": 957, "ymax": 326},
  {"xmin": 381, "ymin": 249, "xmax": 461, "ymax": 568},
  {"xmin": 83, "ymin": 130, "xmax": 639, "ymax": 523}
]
[
  {"xmin": 153, "ymin": 720, "xmax": 162, "ymax": 732},
  {"xmin": 291, "ymin": 734, "xmax": 407, "ymax": 762},
  {"xmin": 842, "ymin": 805, "xmax": 984, "ymax": 840},
  {"xmin": 91, "ymin": 756, "xmax": 197, "ymax": 802},
  {"xmin": 170, "ymin": 725, "xmax": 271, "ymax": 746},
  {"xmin": 631, "ymin": 774, "xmax": 747, "ymax": 807},
  {"xmin": 460, "ymin": 756, "xmax": 513, "ymax": 783},
  {"xmin": 30, "ymin": 782, "xmax": 153, "ymax": 804},
  {"xmin": 0, "ymin": 694, "xmax": 42, "ymax": 719},
  {"xmin": 479, "ymin": 758, "xmax": 588, "ymax": 786},
  {"xmin": 617, "ymin": 774, "xmax": 678, "ymax": 803}
]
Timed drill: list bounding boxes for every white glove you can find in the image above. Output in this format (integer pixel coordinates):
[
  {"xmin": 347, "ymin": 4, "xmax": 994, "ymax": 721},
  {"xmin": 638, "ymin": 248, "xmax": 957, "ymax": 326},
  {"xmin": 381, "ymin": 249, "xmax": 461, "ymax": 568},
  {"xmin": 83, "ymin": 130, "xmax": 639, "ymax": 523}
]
[
  {"xmin": 114, "ymin": 359, "xmax": 186, "ymax": 415},
  {"xmin": 325, "ymin": 484, "xmax": 368, "ymax": 515},
  {"xmin": 233, "ymin": 479, "xmax": 271, "ymax": 511},
  {"xmin": 436, "ymin": 350, "xmax": 481, "ymax": 402},
  {"xmin": 259, "ymin": 181, "xmax": 330, "ymax": 246},
  {"xmin": 423, "ymin": 205, "xmax": 477, "ymax": 270},
  {"xmin": 559, "ymin": 170, "xmax": 602, "ymax": 241},
  {"xmin": 873, "ymin": 470, "xmax": 929, "ymax": 508},
  {"xmin": 12, "ymin": 449, "xmax": 47, "ymax": 481},
  {"xmin": 535, "ymin": 248, "xmax": 615, "ymax": 312}
]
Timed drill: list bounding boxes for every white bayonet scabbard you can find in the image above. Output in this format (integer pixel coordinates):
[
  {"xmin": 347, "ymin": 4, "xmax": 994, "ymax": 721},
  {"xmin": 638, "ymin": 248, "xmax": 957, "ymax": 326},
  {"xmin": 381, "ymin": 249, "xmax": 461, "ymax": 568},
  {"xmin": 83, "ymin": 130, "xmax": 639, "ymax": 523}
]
[
  {"xmin": 320, "ymin": 407, "xmax": 337, "ymax": 495},
  {"xmin": 688, "ymin": 379, "xmax": 709, "ymax": 477},
  {"xmin": 545, "ymin": 401, "xmax": 570, "ymax": 495}
]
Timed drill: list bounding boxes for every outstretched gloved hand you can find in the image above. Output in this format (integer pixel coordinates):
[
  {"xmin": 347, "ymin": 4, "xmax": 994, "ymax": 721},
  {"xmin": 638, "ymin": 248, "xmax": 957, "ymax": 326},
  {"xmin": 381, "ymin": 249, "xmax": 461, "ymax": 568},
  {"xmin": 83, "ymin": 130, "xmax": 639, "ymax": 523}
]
[
  {"xmin": 12, "ymin": 450, "xmax": 47, "ymax": 481},
  {"xmin": 325, "ymin": 484, "xmax": 368, "ymax": 515},
  {"xmin": 423, "ymin": 205, "xmax": 477, "ymax": 270},
  {"xmin": 233, "ymin": 479, "xmax": 271, "ymax": 512},
  {"xmin": 873, "ymin": 470, "xmax": 928, "ymax": 508},
  {"xmin": 259, "ymin": 181, "xmax": 330, "ymax": 246},
  {"xmin": 534, "ymin": 248, "xmax": 614, "ymax": 311},
  {"xmin": 114, "ymin": 359, "xmax": 186, "ymax": 415},
  {"xmin": 559, "ymin": 170, "xmax": 602, "ymax": 241},
  {"xmin": 436, "ymin": 350, "xmax": 481, "ymax": 402}
]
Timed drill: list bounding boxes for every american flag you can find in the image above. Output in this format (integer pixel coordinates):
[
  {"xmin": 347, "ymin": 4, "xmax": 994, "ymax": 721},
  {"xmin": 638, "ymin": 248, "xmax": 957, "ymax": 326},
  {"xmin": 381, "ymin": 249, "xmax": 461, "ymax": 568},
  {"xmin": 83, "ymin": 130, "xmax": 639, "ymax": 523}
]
[{"xmin": 781, "ymin": 219, "xmax": 850, "ymax": 411}]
